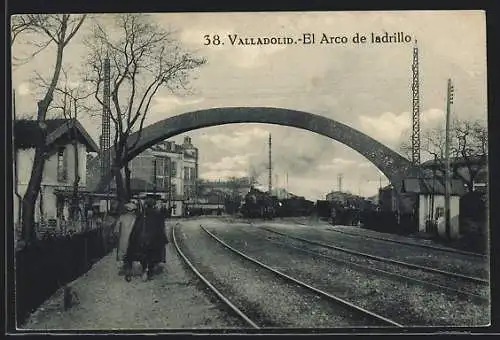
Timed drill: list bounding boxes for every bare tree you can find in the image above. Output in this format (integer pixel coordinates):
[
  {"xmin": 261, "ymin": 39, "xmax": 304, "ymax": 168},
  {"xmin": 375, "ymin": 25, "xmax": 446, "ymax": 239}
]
[
  {"xmin": 399, "ymin": 118, "xmax": 488, "ymax": 191},
  {"xmin": 38, "ymin": 67, "xmax": 95, "ymax": 225},
  {"xmin": 12, "ymin": 14, "xmax": 87, "ymax": 243},
  {"xmin": 84, "ymin": 14, "xmax": 206, "ymax": 203},
  {"xmin": 452, "ymin": 119, "xmax": 488, "ymax": 191},
  {"xmin": 399, "ymin": 139, "xmax": 413, "ymax": 161}
]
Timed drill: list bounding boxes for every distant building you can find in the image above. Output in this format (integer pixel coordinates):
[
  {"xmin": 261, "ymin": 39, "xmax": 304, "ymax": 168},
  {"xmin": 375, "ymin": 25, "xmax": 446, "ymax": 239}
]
[
  {"xmin": 13, "ymin": 119, "xmax": 99, "ymax": 231},
  {"xmin": 197, "ymin": 177, "xmax": 252, "ymax": 198},
  {"xmin": 325, "ymin": 191, "xmax": 364, "ymax": 208},
  {"xmin": 128, "ymin": 136, "xmax": 198, "ymax": 217}
]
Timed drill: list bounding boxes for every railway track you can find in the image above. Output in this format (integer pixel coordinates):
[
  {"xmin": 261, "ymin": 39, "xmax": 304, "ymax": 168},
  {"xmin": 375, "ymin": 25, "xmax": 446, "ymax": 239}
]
[
  {"xmin": 172, "ymin": 223, "xmax": 260, "ymax": 329},
  {"xmin": 291, "ymin": 219, "xmax": 487, "ymax": 258},
  {"xmin": 173, "ymin": 222, "xmax": 403, "ymax": 328},
  {"xmin": 199, "ymin": 225, "xmax": 403, "ymax": 328},
  {"xmin": 238, "ymin": 227, "xmax": 488, "ymax": 304},
  {"xmin": 259, "ymin": 227, "xmax": 489, "ymax": 288},
  {"xmin": 325, "ymin": 226, "xmax": 487, "ymax": 258}
]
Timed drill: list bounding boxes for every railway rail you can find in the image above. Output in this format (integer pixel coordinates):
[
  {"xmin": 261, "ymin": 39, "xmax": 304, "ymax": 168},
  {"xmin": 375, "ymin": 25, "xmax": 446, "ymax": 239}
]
[
  {"xmin": 260, "ymin": 227, "xmax": 489, "ymax": 286},
  {"xmin": 325, "ymin": 226, "xmax": 487, "ymax": 258},
  {"xmin": 198, "ymin": 224, "xmax": 403, "ymax": 328},
  {"xmin": 172, "ymin": 223, "xmax": 260, "ymax": 329},
  {"xmin": 291, "ymin": 218, "xmax": 487, "ymax": 258},
  {"xmin": 236, "ymin": 227, "xmax": 488, "ymax": 304}
]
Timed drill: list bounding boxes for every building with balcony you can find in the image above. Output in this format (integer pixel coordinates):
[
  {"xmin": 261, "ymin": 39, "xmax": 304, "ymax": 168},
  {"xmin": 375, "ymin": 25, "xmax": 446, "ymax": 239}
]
[{"xmin": 128, "ymin": 136, "xmax": 198, "ymax": 217}]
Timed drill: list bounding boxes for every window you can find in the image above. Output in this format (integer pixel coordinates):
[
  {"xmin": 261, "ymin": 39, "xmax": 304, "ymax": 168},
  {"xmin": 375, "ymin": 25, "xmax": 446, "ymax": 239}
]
[
  {"xmin": 435, "ymin": 207, "xmax": 444, "ymax": 219},
  {"xmin": 163, "ymin": 158, "xmax": 170, "ymax": 176},
  {"xmin": 171, "ymin": 184, "xmax": 177, "ymax": 196},
  {"xmin": 171, "ymin": 161, "xmax": 177, "ymax": 177},
  {"xmin": 57, "ymin": 146, "xmax": 67, "ymax": 182},
  {"xmin": 184, "ymin": 167, "xmax": 189, "ymax": 180},
  {"xmin": 155, "ymin": 158, "xmax": 163, "ymax": 177}
]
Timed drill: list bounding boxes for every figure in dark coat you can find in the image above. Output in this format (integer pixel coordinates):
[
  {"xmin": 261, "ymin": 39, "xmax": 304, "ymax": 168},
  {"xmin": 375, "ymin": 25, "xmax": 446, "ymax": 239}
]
[{"xmin": 126, "ymin": 198, "xmax": 168, "ymax": 281}]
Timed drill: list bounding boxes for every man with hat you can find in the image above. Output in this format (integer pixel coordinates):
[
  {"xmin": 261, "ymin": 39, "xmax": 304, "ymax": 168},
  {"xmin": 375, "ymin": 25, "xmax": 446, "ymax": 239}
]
[{"xmin": 129, "ymin": 197, "xmax": 168, "ymax": 281}]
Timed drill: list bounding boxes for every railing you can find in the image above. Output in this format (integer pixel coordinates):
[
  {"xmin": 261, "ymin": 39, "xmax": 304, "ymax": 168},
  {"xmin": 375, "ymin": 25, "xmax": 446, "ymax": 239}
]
[{"xmin": 15, "ymin": 218, "xmax": 117, "ymax": 327}]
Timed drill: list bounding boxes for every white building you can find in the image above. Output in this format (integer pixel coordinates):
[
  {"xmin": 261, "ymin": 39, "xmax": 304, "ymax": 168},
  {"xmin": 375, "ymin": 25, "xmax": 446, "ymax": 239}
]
[
  {"xmin": 401, "ymin": 178, "xmax": 465, "ymax": 239},
  {"xmin": 14, "ymin": 119, "xmax": 99, "ymax": 231}
]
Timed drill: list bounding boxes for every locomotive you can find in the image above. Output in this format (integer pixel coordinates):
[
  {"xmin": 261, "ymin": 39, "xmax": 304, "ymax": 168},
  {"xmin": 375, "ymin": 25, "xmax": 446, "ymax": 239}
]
[
  {"xmin": 241, "ymin": 187, "xmax": 315, "ymax": 219},
  {"xmin": 241, "ymin": 187, "xmax": 277, "ymax": 219},
  {"xmin": 316, "ymin": 197, "xmax": 379, "ymax": 226}
]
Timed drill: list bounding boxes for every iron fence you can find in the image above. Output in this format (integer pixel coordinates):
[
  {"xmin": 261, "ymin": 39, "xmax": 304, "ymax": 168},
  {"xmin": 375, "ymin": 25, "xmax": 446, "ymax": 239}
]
[{"xmin": 15, "ymin": 221, "xmax": 117, "ymax": 327}]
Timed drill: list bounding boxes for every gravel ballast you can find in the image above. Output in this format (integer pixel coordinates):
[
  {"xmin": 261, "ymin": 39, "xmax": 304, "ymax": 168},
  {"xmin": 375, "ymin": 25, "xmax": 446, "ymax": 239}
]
[
  {"xmin": 256, "ymin": 226, "xmax": 489, "ymax": 298},
  {"xmin": 259, "ymin": 222, "xmax": 489, "ymax": 279},
  {"xmin": 176, "ymin": 220, "xmax": 391, "ymax": 328},
  {"xmin": 204, "ymin": 222, "xmax": 490, "ymax": 327}
]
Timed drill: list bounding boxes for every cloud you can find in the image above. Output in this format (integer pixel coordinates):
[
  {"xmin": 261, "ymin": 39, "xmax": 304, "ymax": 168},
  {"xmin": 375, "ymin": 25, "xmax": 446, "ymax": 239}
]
[
  {"xmin": 152, "ymin": 95, "xmax": 204, "ymax": 111},
  {"xmin": 199, "ymin": 127, "xmax": 269, "ymax": 149},
  {"xmin": 318, "ymin": 158, "xmax": 357, "ymax": 170},
  {"xmin": 421, "ymin": 108, "xmax": 445, "ymax": 127},
  {"xmin": 358, "ymin": 111, "xmax": 410, "ymax": 145},
  {"xmin": 200, "ymin": 153, "xmax": 267, "ymax": 181},
  {"xmin": 148, "ymin": 95, "xmax": 206, "ymax": 122},
  {"xmin": 358, "ymin": 108, "xmax": 448, "ymax": 148},
  {"xmin": 204, "ymin": 154, "xmax": 252, "ymax": 172}
]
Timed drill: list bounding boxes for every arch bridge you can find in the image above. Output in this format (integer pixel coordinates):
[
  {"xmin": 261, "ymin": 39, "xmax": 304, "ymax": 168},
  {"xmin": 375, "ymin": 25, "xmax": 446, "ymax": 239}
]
[{"xmin": 87, "ymin": 107, "xmax": 419, "ymax": 194}]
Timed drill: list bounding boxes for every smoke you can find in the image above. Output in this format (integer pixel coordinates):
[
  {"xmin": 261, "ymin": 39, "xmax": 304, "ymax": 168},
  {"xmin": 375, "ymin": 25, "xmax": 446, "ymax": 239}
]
[{"xmin": 248, "ymin": 162, "xmax": 268, "ymax": 186}]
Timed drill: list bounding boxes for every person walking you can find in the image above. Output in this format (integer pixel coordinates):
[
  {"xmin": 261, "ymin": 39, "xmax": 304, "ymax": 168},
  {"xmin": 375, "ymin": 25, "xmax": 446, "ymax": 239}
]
[
  {"xmin": 115, "ymin": 202, "xmax": 138, "ymax": 281},
  {"xmin": 129, "ymin": 198, "xmax": 168, "ymax": 281}
]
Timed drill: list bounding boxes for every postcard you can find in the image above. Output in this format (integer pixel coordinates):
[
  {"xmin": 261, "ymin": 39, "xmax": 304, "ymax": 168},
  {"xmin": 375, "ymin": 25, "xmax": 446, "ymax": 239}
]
[{"xmin": 10, "ymin": 10, "xmax": 489, "ymax": 332}]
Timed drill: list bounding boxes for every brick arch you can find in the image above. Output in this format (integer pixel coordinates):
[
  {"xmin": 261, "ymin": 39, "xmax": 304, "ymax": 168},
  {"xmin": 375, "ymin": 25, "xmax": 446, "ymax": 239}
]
[{"xmin": 87, "ymin": 107, "xmax": 419, "ymax": 193}]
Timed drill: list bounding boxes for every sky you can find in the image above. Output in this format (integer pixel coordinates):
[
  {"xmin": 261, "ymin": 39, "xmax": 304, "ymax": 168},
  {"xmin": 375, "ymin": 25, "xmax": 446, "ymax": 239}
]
[{"xmin": 11, "ymin": 11, "xmax": 487, "ymax": 200}]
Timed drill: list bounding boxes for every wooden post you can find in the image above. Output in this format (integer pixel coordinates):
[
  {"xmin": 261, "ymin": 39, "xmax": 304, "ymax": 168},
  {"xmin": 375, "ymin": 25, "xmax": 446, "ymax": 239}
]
[{"xmin": 444, "ymin": 79, "xmax": 454, "ymax": 239}]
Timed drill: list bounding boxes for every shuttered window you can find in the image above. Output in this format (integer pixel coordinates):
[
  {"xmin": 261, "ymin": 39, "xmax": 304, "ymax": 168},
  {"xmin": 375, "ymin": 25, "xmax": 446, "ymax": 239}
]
[{"xmin": 57, "ymin": 146, "xmax": 67, "ymax": 182}]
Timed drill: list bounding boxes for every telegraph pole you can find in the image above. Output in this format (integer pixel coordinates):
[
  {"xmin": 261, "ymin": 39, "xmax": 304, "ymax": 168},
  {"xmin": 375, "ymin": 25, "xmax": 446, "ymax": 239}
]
[
  {"xmin": 268, "ymin": 133, "xmax": 272, "ymax": 193},
  {"xmin": 444, "ymin": 78, "xmax": 454, "ymax": 239}
]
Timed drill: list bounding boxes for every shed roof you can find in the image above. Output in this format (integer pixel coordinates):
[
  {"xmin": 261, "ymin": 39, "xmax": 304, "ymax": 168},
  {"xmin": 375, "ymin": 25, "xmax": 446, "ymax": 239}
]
[
  {"xmin": 14, "ymin": 119, "xmax": 99, "ymax": 152},
  {"xmin": 402, "ymin": 177, "xmax": 465, "ymax": 196},
  {"xmin": 420, "ymin": 155, "xmax": 487, "ymax": 168}
]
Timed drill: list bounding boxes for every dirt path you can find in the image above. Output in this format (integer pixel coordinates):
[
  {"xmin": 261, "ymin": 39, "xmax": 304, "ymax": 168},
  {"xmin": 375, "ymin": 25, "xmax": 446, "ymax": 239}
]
[{"xmin": 21, "ymin": 221, "xmax": 241, "ymax": 331}]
